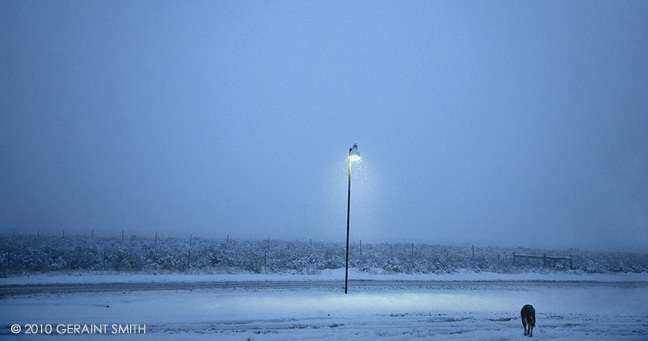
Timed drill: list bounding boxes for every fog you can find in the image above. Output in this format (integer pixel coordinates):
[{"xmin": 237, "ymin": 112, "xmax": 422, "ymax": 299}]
[{"xmin": 2, "ymin": 1, "xmax": 647, "ymax": 252}]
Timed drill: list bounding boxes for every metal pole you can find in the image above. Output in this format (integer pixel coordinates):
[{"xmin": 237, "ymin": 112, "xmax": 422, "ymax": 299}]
[{"xmin": 345, "ymin": 157, "xmax": 351, "ymax": 294}]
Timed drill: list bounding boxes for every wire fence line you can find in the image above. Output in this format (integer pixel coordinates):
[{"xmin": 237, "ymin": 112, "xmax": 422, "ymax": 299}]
[{"xmin": 1, "ymin": 233, "xmax": 647, "ymax": 277}]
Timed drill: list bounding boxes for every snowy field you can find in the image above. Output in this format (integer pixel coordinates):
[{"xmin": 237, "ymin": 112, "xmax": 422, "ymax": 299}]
[{"xmin": 1, "ymin": 270, "xmax": 647, "ymax": 340}]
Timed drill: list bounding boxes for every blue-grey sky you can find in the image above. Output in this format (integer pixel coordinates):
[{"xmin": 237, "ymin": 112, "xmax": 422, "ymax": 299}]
[{"xmin": 2, "ymin": 1, "xmax": 647, "ymax": 251}]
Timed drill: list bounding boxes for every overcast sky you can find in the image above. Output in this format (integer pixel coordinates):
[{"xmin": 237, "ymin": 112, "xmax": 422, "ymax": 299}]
[{"xmin": 2, "ymin": 1, "xmax": 647, "ymax": 251}]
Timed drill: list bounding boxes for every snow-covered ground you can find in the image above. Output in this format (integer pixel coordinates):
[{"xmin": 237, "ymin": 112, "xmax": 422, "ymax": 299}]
[
  {"xmin": 2, "ymin": 270, "xmax": 647, "ymax": 340},
  {"xmin": 2, "ymin": 268, "xmax": 647, "ymax": 285}
]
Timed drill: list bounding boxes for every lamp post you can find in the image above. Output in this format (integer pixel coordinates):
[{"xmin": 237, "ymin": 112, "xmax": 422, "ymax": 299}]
[{"xmin": 345, "ymin": 143, "xmax": 360, "ymax": 294}]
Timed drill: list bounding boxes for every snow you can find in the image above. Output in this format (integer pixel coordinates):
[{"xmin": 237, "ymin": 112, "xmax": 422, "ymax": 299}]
[
  {"xmin": 4, "ymin": 235, "xmax": 647, "ymax": 276},
  {"xmin": 2, "ymin": 270, "xmax": 647, "ymax": 340},
  {"xmin": 2, "ymin": 268, "xmax": 646, "ymax": 285}
]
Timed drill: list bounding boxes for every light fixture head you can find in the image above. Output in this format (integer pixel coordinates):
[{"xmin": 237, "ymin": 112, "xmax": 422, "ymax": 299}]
[{"xmin": 348, "ymin": 143, "xmax": 361, "ymax": 161}]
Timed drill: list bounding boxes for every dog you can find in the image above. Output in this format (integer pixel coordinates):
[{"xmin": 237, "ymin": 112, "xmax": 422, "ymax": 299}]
[{"xmin": 521, "ymin": 304, "xmax": 535, "ymax": 337}]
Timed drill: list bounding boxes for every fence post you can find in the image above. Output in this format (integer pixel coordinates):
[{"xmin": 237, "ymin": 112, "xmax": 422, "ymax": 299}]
[
  {"xmin": 543, "ymin": 254, "xmax": 547, "ymax": 267},
  {"xmin": 569, "ymin": 255, "xmax": 573, "ymax": 270},
  {"xmin": 187, "ymin": 234, "xmax": 192, "ymax": 271},
  {"xmin": 360, "ymin": 240, "xmax": 362, "ymax": 259},
  {"xmin": 472, "ymin": 245, "xmax": 475, "ymax": 261},
  {"xmin": 513, "ymin": 252, "xmax": 516, "ymax": 266},
  {"xmin": 264, "ymin": 238, "xmax": 270, "ymax": 268}
]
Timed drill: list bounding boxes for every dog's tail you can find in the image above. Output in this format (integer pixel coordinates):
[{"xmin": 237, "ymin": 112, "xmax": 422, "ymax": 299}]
[
  {"xmin": 528, "ymin": 313, "xmax": 535, "ymax": 327},
  {"xmin": 528, "ymin": 306, "xmax": 536, "ymax": 327}
]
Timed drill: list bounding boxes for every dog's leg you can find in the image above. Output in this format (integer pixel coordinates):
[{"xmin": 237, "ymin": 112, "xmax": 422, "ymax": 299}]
[
  {"xmin": 520, "ymin": 313, "xmax": 527, "ymax": 336},
  {"xmin": 529, "ymin": 309, "xmax": 535, "ymax": 337},
  {"xmin": 529, "ymin": 325, "xmax": 533, "ymax": 337},
  {"xmin": 522, "ymin": 316, "xmax": 528, "ymax": 335}
]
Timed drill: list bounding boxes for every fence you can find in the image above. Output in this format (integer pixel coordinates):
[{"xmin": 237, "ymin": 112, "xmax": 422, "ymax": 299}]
[
  {"xmin": 9, "ymin": 230, "xmax": 634, "ymax": 275},
  {"xmin": 513, "ymin": 253, "xmax": 573, "ymax": 270}
]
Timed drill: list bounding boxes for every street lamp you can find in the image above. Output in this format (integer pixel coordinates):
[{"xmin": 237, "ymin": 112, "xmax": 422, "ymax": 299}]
[{"xmin": 345, "ymin": 143, "xmax": 360, "ymax": 294}]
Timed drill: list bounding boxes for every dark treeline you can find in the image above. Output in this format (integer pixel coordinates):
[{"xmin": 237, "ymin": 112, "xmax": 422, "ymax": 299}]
[{"xmin": 1, "ymin": 235, "xmax": 647, "ymax": 276}]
